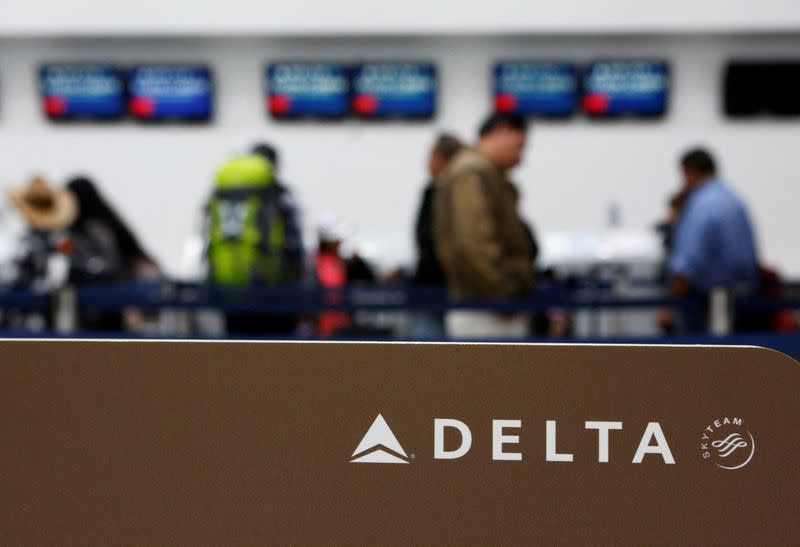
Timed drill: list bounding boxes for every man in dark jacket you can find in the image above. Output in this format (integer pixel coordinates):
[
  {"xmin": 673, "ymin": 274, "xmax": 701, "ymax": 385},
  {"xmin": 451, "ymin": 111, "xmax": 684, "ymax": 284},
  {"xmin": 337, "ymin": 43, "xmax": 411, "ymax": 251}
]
[
  {"xmin": 413, "ymin": 134, "xmax": 464, "ymax": 284},
  {"xmin": 410, "ymin": 134, "xmax": 464, "ymax": 338}
]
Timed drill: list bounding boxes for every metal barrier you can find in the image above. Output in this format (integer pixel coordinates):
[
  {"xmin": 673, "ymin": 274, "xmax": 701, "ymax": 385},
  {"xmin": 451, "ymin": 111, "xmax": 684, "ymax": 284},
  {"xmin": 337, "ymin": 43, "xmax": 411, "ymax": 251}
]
[
  {"xmin": 72, "ymin": 282, "xmax": 700, "ymax": 313},
  {"xmin": 0, "ymin": 281, "xmax": 798, "ymax": 348},
  {"xmin": 1, "ymin": 280, "xmax": 797, "ymax": 314}
]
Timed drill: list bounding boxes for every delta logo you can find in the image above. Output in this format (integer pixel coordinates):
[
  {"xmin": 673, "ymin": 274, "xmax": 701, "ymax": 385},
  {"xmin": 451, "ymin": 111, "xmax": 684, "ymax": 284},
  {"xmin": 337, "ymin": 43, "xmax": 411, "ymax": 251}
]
[
  {"xmin": 350, "ymin": 414, "xmax": 411, "ymax": 464},
  {"xmin": 350, "ymin": 414, "xmax": 676, "ymax": 465}
]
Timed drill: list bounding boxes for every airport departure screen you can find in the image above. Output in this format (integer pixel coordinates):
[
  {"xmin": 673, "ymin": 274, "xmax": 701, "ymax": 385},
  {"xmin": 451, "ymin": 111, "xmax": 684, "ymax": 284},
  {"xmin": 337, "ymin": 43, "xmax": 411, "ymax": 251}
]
[
  {"xmin": 267, "ymin": 63, "xmax": 350, "ymax": 118},
  {"xmin": 40, "ymin": 64, "xmax": 125, "ymax": 120},
  {"xmin": 351, "ymin": 63, "xmax": 437, "ymax": 118},
  {"xmin": 128, "ymin": 66, "xmax": 213, "ymax": 121},
  {"xmin": 583, "ymin": 61, "xmax": 669, "ymax": 118},
  {"xmin": 494, "ymin": 62, "xmax": 578, "ymax": 117}
]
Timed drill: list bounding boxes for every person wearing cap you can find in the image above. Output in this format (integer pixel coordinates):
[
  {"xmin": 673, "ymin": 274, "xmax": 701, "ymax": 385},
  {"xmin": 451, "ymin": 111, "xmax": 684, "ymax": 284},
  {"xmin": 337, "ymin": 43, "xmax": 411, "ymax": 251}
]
[
  {"xmin": 315, "ymin": 215, "xmax": 351, "ymax": 337},
  {"xmin": 8, "ymin": 176, "xmax": 78, "ymax": 234},
  {"xmin": 8, "ymin": 176, "xmax": 78, "ymax": 290}
]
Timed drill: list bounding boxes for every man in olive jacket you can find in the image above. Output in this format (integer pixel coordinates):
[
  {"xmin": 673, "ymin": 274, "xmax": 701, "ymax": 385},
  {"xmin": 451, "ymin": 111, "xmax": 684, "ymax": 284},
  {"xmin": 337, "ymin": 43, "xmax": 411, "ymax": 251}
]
[{"xmin": 434, "ymin": 113, "xmax": 535, "ymax": 338}]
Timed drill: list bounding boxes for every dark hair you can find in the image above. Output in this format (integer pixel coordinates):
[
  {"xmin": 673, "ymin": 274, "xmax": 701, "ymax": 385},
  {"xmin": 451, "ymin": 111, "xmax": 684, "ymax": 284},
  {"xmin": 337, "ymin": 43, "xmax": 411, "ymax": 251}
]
[
  {"xmin": 251, "ymin": 142, "xmax": 279, "ymax": 170},
  {"xmin": 478, "ymin": 112, "xmax": 527, "ymax": 138},
  {"xmin": 681, "ymin": 148, "xmax": 716, "ymax": 175},
  {"xmin": 66, "ymin": 177, "xmax": 156, "ymax": 267},
  {"xmin": 431, "ymin": 133, "xmax": 464, "ymax": 162}
]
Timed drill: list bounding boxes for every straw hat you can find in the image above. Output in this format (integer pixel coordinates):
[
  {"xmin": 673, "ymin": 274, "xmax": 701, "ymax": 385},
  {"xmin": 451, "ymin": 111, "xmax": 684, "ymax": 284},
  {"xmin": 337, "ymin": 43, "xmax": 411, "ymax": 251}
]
[{"xmin": 8, "ymin": 176, "xmax": 78, "ymax": 231}]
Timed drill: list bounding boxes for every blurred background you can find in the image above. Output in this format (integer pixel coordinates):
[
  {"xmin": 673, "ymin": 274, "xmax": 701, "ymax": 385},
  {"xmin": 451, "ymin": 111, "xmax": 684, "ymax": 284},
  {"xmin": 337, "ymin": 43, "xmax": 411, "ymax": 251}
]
[{"xmin": 1, "ymin": 0, "xmax": 799, "ymax": 352}]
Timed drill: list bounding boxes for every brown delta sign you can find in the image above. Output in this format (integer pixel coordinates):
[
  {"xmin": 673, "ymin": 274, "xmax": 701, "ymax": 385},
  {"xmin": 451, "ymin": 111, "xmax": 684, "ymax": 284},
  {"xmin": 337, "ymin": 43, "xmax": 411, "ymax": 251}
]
[{"xmin": 0, "ymin": 340, "xmax": 797, "ymax": 544}]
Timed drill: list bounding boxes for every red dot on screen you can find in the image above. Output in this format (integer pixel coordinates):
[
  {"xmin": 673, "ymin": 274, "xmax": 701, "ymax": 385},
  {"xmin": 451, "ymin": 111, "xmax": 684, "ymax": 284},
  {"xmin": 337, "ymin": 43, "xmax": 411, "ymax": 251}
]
[
  {"xmin": 584, "ymin": 93, "xmax": 611, "ymax": 116},
  {"xmin": 44, "ymin": 96, "xmax": 68, "ymax": 117},
  {"xmin": 130, "ymin": 97, "xmax": 157, "ymax": 118},
  {"xmin": 270, "ymin": 95, "xmax": 292, "ymax": 115},
  {"xmin": 353, "ymin": 95, "xmax": 379, "ymax": 115},
  {"xmin": 495, "ymin": 93, "xmax": 518, "ymax": 113}
]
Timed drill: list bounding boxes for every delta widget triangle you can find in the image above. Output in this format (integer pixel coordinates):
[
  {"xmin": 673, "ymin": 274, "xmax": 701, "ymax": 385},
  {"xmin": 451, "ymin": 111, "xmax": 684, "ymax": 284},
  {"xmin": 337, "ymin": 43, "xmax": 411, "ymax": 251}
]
[
  {"xmin": 350, "ymin": 451, "xmax": 410, "ymax": 464},
  {"xmin": 350, "ymin": 414, "xmax": 409, "ymax": 463}
]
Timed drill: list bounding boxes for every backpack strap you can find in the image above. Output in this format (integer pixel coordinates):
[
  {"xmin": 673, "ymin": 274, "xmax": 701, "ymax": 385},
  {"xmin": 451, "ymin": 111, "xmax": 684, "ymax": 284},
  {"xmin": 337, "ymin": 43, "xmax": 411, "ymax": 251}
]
[{"xmin": 274, "ymin": 184, "xmax": 305, "ymax": 282}]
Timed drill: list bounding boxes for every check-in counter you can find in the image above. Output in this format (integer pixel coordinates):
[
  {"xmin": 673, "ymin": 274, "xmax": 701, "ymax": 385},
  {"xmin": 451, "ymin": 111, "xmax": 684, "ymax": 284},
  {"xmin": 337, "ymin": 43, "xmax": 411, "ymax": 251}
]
[{"xmin": 0, "ymin": 340, "xmax": 796, "ymax": 544}]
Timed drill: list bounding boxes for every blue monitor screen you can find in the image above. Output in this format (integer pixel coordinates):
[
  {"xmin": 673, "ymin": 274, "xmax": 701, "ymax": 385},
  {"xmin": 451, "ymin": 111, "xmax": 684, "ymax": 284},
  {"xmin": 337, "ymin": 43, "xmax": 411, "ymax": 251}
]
[
  {"xmin": 267, "ymin": 63, "xmax": 350, "ymax": 118},
  {"xmin": 39, "ymin": 64, "xmax": 125, "ymax": 120},
  {"xmin": 493, "ymin": 62, "xmax": 578, "ymax": 117},
  {"xmin": 128, "ymin": 66, "xmax": 213, "ymax": 122},
  {"xmin": 583, "ymin": 61, "xmax": 669, "ymax": 117},
  {"xmin": 351, "ymin": 63, "xmax": 436, "ymax": 118}
]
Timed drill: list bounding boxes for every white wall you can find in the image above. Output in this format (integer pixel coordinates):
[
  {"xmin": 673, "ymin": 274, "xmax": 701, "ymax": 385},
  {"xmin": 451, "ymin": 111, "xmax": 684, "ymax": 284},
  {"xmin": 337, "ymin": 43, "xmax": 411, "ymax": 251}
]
[
  {"xmin": 1, "ymin": 0, "xmax": 799, "ymax": 35},
  {"xmin": 1, "ymin": 35, "xmax": 799, "ymax": 277}
]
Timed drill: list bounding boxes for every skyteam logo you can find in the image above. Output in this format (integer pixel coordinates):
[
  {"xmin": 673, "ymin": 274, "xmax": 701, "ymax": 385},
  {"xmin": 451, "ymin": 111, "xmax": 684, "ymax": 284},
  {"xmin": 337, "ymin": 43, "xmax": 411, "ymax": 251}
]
[
  {"xmin": 350, "ymin": 414, "xmax": 411, "ymax": 464},
  {"xmin": 701, "ymin": 417, "xmax": 756, "ymax": 470}
]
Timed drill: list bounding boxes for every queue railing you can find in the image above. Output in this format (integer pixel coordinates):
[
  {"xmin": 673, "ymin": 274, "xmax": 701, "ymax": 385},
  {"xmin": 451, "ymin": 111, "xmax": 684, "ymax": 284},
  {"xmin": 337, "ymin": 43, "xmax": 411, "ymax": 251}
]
[{"xmin": 0, "ymin": 282, "xmax": 800, "ymax": 315}]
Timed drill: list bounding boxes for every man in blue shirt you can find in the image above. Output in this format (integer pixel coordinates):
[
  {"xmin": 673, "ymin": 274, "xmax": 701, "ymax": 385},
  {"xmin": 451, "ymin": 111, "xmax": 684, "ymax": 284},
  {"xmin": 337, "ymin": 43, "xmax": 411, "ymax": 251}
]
[{"xmin": 665, "ymin": 148, "xmax": 759, "ymax": 332}]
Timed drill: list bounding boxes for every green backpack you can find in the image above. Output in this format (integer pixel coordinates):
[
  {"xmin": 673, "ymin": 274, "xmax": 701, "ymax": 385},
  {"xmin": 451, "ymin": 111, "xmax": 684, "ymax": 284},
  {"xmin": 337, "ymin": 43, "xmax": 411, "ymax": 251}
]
[{"xmin": 207, "ymin": 155, "xmax": 287, "ymax": 286}]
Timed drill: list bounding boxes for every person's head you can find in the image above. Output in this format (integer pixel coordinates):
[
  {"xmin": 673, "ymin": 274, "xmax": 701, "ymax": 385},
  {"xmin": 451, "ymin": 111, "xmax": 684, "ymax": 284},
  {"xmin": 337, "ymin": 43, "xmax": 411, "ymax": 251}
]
[
  {"xmin": 66, "ymin": 176, "xmax": 106, "ymax": 224},
  {"xmin": 319, "ymin": 238, "xmax": 340, "ymax": 255},
  {"xmin": 251, "ymin": 142, "xmax": 279, "ymax": 171},
  {"xmin": 8, "ymin": 176, "xmax": 77, "ymax": 232},
  {"xmin": 317, "ymin": 214, "xmax": 345, "ymax": 255},
  {"xmin": 477, "ymin": 112, "xmax": 528, "ymax": 171},
  {"xmin": 680, "ymin": 148, "xmax": 716, "ymax": 189},
  {"xmin": 428, "ymin": 133, "xmax": 464, "ymax": 181}
]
